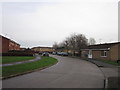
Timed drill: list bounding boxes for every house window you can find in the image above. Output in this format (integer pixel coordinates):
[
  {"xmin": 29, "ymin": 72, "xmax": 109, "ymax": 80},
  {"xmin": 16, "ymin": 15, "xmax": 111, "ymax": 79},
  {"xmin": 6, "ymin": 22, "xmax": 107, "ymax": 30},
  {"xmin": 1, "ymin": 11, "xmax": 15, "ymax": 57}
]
[{"xmin": 101, "ymin": 51, "xmax": 107, "ymax": 57}]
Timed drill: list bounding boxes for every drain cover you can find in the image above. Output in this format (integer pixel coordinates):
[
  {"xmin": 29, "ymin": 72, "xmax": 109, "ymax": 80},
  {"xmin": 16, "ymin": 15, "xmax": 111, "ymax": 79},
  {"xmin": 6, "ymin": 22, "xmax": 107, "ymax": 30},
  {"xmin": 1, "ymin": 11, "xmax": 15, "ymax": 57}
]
[{"xmin": 98, "ymin": 65, "xmax": 104, "ymax": 67}]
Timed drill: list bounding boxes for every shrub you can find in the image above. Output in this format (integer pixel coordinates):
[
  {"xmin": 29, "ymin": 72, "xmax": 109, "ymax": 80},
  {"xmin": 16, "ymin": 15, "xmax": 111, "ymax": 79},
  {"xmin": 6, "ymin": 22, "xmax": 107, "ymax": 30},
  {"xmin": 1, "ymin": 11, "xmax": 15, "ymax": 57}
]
[
  {"xmin": 2, "ymin": 53, "xmax": 33, "ymax": 56},
  {"xmin": 1, "ymin": 50, "xmax": 35, "ymax": 56}
]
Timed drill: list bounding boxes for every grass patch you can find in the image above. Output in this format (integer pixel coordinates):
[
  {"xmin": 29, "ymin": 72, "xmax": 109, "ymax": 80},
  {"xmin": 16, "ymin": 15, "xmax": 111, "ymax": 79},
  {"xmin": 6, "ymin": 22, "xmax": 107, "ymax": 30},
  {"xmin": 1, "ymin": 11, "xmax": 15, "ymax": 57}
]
[
  {"xmin": 99, "ymin": 59, "xmax": 120, "ymax": 66},
  {"xmin": 1, "ymin": 56, "xmax": 34, "ymax": 64},
  {"xmin": 82, "ymin": 58, "xmax": 120, "ymax": 66},
  {"xmin": 68, "ymin": 55, "xmax": 120, "ymax": 66},
  {"xmin": 1, "ymin": 56, "xmax": 58, "ymax": 78}
]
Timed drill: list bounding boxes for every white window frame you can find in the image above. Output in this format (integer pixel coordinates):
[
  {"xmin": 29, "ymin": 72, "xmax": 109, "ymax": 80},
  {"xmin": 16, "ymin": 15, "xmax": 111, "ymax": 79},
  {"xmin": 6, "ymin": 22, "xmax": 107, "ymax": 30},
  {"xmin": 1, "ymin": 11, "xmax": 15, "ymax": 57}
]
[{"xmin": 101, "ymin": 50, "xmax": 107, "ymax": 57}]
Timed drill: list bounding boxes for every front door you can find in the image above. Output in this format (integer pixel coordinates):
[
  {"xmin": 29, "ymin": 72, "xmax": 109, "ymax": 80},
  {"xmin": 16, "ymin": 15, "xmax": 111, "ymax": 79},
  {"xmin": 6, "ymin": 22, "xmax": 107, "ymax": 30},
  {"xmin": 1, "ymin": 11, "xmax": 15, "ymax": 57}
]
[{"xmin": 88, "ymin": 50, "xmax": 92, "ymax": 58}]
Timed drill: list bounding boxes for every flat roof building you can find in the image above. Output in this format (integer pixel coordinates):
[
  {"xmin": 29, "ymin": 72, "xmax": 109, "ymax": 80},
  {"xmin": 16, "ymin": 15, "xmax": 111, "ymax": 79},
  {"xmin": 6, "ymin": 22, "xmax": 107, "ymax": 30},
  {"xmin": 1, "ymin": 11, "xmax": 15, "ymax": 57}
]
[{"xmin": 81, "ymin": 42, "xmax": 120, "ymax": 61}]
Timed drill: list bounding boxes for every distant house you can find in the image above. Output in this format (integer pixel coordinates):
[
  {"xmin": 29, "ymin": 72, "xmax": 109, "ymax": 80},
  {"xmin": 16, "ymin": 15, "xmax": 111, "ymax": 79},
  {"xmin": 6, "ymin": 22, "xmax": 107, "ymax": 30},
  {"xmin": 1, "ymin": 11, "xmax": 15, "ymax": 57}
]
[
  {"xmin": 81, "ymin": 42, "xmax": 120, "ymax": 61},
  {"xmin": 55, "ymin": 47, "xmax": 68, "ymax": 52},
  {"xmin": 20, "ymin": 48, "xmax": 26, "ymax": 51},
  {"xmin": 0, "ymin": 35, "xmax": 20, "ymax": 53},
  {"xmin": 31, "ymin": 47, "xmax": 55, "ymax": 53}
]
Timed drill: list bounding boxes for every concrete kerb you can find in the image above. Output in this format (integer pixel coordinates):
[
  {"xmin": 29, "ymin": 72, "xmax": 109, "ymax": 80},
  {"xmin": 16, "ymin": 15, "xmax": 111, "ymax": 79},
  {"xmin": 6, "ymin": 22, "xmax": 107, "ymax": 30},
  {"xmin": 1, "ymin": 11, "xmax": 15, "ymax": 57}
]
[
  {"xmin": 2, "ymin": 61, "xmax": 58, "ymax": 80},
  {"xmin": 104, "ymin": 78, "xmax": 108, "ymax": 89}
]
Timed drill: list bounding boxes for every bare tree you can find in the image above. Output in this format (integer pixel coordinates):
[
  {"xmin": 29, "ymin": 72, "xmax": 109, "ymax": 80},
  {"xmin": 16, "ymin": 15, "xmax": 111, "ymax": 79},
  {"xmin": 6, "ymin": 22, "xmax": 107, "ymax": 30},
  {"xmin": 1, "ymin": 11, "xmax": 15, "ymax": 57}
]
[
  {"xmin": 52, "ymin": 42, "xmax": 58, "ymax": 50},
  {"xmin": 75, "ymin": 34, "xmax": 88, "ymax": 56},
  {"xmin": 66, "ymin": 33, "xmax": 88, "ymax": 56},
  {"xmin": 68, "ymin": 33, "xmax": 77, "ymax": 56},
  {"xmin": 89, "ymin": 37, "xmax": 96, "ymax": 45},
  {"xmin": 62, "ymin": 38, "xmax": 70, "ymax": 53},
  {"xmin": 52, "ymin": 33, "xmax": 88, "ymax": 56}
]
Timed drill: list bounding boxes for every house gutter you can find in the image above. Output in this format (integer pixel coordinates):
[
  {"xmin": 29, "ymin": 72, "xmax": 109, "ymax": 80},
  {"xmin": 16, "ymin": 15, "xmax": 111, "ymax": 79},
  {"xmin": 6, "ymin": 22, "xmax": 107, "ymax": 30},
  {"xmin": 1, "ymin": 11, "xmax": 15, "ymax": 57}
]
[{"xmin": 81, "ymin": 48, "xmax": 109, "ymax": 51}]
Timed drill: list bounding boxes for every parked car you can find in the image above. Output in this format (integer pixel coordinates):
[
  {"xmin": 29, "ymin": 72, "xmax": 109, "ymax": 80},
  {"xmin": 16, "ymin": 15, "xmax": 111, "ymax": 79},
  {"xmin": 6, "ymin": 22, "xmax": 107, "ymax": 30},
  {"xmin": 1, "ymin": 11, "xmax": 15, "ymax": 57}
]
[
  {"xmin": 52, "ymin": 52, "xmax": 57, "ymax": 55},
  {"xmin": 39, "ymin": 52, "xmax": 42, "ymax": 55},
  {"xmin": 57, "ymin": 52, "xmax": 63, "ymax": 56},
  {"xmin": 42, "ymin": 52, "xmax": 49, "ymax": 56},
  {"xmin": 57, "ymin": 52, "xmax": 68, "ymax": 56},
  {"xmin": 61, "ymin": 52, "xmax": 68, "ymax": 56}
]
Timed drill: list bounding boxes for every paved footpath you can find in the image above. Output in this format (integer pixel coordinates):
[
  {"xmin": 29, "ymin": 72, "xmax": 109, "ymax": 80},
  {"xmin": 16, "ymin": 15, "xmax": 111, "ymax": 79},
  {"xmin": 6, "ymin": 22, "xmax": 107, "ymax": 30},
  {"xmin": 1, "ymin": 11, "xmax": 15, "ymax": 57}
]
[
  {"xmin": 88, "ymin": 59, "xmax": 119, "ymax": 78},
  {"xmin": 1, "ymin": 55, "xmax": 41, "ymax": 67},
  {"xmin": 3, "ymin": 55, "xmax": 105, "ymax": 88}
]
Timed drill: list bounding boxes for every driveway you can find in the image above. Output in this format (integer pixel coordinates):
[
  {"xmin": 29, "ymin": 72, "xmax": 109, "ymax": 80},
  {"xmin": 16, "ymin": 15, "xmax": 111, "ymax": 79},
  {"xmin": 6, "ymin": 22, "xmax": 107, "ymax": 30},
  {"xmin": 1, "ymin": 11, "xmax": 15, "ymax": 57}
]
[{"xmin": 3, "ymin": 55, "xmax": 105, "ymax": 88}]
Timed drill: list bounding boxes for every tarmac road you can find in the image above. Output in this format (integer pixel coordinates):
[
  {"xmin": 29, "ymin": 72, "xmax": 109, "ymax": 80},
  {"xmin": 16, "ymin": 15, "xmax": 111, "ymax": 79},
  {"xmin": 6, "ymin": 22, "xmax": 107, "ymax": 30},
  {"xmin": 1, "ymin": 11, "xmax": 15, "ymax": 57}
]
[{"xmin": 2, "ymin": 55, "xmax": 105, "ymax": 88}]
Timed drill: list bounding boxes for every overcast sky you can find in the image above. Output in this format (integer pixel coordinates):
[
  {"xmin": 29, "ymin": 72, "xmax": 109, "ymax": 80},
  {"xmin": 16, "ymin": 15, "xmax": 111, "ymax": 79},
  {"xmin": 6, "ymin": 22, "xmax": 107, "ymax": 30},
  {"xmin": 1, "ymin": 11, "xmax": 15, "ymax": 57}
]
[{"xmin": 0, "ymin": 0, "xmax": 119, "ymax": 48}]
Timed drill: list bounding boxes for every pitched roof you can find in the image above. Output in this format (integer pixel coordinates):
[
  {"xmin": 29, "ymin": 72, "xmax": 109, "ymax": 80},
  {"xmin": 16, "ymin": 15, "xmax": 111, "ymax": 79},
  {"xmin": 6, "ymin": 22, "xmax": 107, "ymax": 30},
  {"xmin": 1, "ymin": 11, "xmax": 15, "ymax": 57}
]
[
  {"xmin": 0, "ymin": 35, "xmax": 20, "ymax": 46},
  {"xmin": 32, "ymin": 46, "xmax": 53, "ymax": 49}
]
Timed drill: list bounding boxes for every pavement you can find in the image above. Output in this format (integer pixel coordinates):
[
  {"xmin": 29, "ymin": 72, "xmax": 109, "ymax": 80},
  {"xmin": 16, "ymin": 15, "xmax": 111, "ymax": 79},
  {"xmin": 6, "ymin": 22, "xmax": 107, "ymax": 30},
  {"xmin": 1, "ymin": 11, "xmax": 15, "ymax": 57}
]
[
  {"xmin": 2, "ymin": 55, "xmax": 105, "ymax": 88},
  {"xmin": 87, "ymin": 59, "xmax": 119, "ymax": 78},
  {"xmin": 86, "ymin": 59, "xmax": 119, "ymax": 88},
  {"xmin": 1, "ymin": 55, "xmax": 41, "ymax": 67},
  {"xmin": 88, "ymin": 59, "xmax": 116, "ymax": 67}
]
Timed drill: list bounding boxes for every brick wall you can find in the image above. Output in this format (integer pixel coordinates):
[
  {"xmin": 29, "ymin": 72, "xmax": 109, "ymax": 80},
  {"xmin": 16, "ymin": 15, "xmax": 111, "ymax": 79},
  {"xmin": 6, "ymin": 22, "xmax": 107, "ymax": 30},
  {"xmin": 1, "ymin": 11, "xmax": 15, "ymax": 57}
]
[
  {"xmin": 81, "ymin": 50, "xmax": 110, "ymax": 60},
  {"xmin": 110, "ymin": 44, "xmax": 120, "ymax": 60},
  {"xmin": 0, "ymin": 36, "xmax": 20, "ymax": 53},
  {"xmin": 92, "ymin": 50, "xmax": 110, "ymax": 60},
  {"xmin": 0, "ymin": 36, "xmax": 9, "ymax": 53},
  {"xmin": 9, "ymin": 41, "xmax": 20, "ymax": 51},
  {"xmin": 81, "ymin": 43, "xmax": 120, "ymax": 61}
]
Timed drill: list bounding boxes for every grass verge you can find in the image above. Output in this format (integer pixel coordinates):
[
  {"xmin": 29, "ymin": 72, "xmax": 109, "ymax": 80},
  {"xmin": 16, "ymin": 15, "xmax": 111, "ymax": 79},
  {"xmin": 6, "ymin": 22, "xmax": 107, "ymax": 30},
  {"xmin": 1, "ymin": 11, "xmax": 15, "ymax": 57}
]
[
  {"xmin": 1, "ymin": 56, "xmax": 58, "ymax": 79},
  {"xmin": 1, "ymin": 56, "xmax": 34, "ymax": 64},
  {"xmin": 99, "ymin": 59, "xmax": 120, "ymax": 66},
  {"xmin": 80, "ymin": 57, "xmax": 120, "ymax": 66}
]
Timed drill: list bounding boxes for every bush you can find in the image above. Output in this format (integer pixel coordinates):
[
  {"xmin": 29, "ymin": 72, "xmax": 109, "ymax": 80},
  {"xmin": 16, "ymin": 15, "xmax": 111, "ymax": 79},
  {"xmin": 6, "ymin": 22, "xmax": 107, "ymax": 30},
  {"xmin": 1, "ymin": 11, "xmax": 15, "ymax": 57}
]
[
  {"xmin": 1, "ymin": 53, "xmax": 33, "ymax": 56},
  {"xmin": 1, "ymin": 50, "xmax": 35, "ymax": 56}
]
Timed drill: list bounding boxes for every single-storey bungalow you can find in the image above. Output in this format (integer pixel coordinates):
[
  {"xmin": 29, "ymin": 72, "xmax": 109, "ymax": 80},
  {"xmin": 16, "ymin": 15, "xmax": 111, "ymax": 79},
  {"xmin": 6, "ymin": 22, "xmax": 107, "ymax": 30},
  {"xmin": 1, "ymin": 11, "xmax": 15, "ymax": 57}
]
[
  {"xmin": 81, "ymin": 42, "xmax": 120, "ymax": 61},
  {"xmin": 31, "ymin": 47, "xmax": 55, "ymax": 53}
]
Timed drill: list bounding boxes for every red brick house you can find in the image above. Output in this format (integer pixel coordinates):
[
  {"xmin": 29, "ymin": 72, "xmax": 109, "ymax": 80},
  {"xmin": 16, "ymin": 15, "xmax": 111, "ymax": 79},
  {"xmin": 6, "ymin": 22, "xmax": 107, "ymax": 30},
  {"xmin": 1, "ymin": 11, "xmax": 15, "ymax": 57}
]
[
  {"xmin": 0, "ymin": 35, "xmax": 20, "ymax": 53},
  {"xmin": 81, "ymin": 42, "xmax": 120, "ymax": 61}
]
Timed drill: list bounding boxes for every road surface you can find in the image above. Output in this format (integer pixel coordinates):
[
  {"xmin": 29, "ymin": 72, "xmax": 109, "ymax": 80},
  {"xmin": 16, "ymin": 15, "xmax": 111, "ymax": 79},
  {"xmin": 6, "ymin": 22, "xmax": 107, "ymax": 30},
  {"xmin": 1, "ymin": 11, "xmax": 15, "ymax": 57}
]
[{"xmin": 3, "ymin": 55, "xmax": 105, "ymax": 88}]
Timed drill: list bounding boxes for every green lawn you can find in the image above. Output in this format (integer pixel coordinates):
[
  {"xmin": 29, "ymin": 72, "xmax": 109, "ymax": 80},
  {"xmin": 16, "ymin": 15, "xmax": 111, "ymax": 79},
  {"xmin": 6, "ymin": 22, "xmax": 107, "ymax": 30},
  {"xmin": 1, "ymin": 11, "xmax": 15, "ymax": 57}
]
[
  {"xmin": 1, "ymin": 56, "xmax": 34, "ymax": 64},
  {"xmin": 100, "ymin": 59, "xmax": 120, "ymax": 66},
  {"xmin": 1, "ymin": 56, "xmax": 58, "ymax": 78}
]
